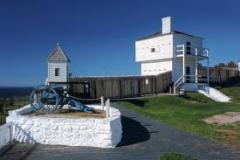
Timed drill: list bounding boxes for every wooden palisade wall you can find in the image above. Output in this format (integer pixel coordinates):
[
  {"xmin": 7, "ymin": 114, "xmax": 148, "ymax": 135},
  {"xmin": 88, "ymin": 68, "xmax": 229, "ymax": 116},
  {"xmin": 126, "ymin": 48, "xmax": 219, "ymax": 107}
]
[
  {"xmin": 69, "ymin": 72, "xmax": 172, "ymax": 99},
  {"xmin": 67, "ymin": 67, "xmax": 239, "ymax": 99},
  {"xmin": 199, "ymin": 67, "xmax": 239, "ymax": 84}
]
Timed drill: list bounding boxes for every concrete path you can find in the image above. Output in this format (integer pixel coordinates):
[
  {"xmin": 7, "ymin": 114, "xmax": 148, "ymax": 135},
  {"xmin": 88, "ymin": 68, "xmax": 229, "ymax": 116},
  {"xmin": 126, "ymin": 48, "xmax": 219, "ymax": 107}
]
[{"xmin": 1, "ymin": 103, "xmax": 240, "ymax": 160}]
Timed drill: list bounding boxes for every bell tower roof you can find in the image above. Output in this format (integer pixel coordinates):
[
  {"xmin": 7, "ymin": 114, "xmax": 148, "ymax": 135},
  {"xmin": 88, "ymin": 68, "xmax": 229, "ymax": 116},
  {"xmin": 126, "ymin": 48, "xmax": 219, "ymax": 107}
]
[{"xmin": 48, "ymin": 43, "xmax": 70, "ymax": 63}]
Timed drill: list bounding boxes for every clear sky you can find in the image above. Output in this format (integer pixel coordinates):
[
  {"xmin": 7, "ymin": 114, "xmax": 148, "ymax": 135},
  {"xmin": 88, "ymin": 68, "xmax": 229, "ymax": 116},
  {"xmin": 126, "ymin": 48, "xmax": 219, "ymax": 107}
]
[{"xmin": 0, "ymin": 0, "xmax": 239, "ymax": 86}]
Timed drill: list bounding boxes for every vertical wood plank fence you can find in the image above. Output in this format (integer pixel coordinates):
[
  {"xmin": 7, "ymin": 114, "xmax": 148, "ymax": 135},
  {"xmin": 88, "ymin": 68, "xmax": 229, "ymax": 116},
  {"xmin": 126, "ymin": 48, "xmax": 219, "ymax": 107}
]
[
  {"xmin": 199, "ymin": 67, "xmax": 240, "ymax": 84},
  {"xmin": 64, "ymin": 67, "xmax": 239, "ymax": 99},
  {"xmin": 69, "ymin": 72, "xmax": 172, "ymax": 99}
]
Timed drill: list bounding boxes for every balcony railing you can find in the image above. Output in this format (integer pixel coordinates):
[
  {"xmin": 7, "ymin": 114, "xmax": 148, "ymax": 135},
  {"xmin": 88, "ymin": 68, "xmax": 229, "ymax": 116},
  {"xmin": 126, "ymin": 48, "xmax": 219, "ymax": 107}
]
[
  {"xmin": 183, "ymin": 75, "xmax": 208, "ymax": 83},
  {"xmin": 173, "ymin": 74, "xmax": 208, "ymax": 94},
  {"xmin": 176, "ymin": 44, "xmax": 209, "ymax": 57}
]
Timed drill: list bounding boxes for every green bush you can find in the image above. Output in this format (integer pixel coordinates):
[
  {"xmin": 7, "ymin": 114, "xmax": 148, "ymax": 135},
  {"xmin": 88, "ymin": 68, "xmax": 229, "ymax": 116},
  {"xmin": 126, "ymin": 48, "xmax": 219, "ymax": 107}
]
[{"xmin": 160, "ymin": 152, "xmax": 198, "ymax": 160}]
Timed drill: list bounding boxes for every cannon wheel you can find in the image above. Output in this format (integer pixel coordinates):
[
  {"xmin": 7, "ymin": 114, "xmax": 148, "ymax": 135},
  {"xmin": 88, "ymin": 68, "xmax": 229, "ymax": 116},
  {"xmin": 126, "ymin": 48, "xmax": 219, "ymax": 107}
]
[{"xmin": 30, "ymin": 85, "xmax": 59, "ymax": 112}]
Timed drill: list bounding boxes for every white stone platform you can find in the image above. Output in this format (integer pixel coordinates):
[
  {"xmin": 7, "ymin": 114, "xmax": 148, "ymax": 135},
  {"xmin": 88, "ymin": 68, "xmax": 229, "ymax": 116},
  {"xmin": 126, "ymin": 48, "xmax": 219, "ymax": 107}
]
[{"xmin": 6, "ymin": 104, "xmax": 122, "ymax": 148}]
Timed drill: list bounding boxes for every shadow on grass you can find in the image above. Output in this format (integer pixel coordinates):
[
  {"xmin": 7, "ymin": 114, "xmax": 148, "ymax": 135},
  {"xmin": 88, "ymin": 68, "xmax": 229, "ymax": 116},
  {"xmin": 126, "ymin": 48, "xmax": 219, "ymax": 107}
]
[
  {"xmin": 118, "ymin": 116, "xmax": 150, "ymax": 147},
  {"xmin": 123, "ymin": 99, "xmax": 146, "ymax": 107}
]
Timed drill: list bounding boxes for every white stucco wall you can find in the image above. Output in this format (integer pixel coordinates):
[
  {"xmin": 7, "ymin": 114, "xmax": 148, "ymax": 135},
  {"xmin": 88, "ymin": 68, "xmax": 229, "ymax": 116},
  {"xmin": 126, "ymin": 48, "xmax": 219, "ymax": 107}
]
[
  {"xmin": 172, "ymin": 34, "xmax": 202, "ymax": 81},
  {"xmin": 0, "ymin": 123, "xmax": 12, "ymax": 150},
  {"xmin": 6, "ymin": 104, "xmax": 122, "ymax": 148},
  {"xmin": 48, "ymin": 62, "xmax": 68, "ymax": 82},
  {"xmin": 172, "ymin": 57, "xmax": 196, "ymax": 81},
  {"xmin": 135, "ymin": 34, "xmax": 173, "ymax": 62},
  {"xmin": 135, "ymin": 28, "xmax": 204, "ymax": 79},
  {"xmin": 141, "ymin": 60, "xmax": 172, "ymax": 75},
  {"xmin": 173, "ymin": 33, "xmax": 203, "ymax": 57}
]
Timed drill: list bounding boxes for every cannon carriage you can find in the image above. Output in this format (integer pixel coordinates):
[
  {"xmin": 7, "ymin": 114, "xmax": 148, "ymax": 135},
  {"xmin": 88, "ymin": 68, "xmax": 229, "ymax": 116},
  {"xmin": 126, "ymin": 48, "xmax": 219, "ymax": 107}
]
[{"xmin": 30, "ymin": 85, "xmax": 94, "ymax": 113}]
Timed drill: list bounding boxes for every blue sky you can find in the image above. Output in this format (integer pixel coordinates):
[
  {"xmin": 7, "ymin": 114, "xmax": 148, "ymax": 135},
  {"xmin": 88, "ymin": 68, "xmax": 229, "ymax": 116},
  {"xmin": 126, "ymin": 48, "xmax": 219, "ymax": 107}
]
[{"xmin": 0, "ymin": 0, "xmax": 239, "ymax": 86}]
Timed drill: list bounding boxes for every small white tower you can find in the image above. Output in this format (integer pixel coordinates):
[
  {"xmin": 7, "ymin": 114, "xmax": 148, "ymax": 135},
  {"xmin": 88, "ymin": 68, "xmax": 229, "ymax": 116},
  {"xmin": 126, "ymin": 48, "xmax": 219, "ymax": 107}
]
[{"xmin": 46, "ymin": 43, "xmax": 70, "ymax": 85}]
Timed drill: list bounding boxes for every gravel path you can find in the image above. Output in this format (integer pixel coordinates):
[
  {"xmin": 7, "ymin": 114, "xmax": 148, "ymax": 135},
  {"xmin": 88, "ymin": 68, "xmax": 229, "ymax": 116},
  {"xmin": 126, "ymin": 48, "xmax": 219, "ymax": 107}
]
[{"xmin": 1, "ymin": 103, "xmax": 240, "ymax": 160}]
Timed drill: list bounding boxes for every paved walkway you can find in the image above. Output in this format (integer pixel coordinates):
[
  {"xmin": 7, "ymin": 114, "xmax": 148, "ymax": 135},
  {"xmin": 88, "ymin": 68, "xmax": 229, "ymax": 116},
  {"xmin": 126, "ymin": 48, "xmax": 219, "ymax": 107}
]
[{"xmin": 1, "ymin": 103, "xmax": 240, "ymax": 160}]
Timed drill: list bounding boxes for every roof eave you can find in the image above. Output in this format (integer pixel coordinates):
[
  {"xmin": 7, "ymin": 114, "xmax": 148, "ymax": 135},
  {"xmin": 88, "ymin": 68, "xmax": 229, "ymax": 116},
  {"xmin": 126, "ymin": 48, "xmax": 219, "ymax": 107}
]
[{"xmin": 135, "ymin": 30, "xmax": 204, "ymax": 42}]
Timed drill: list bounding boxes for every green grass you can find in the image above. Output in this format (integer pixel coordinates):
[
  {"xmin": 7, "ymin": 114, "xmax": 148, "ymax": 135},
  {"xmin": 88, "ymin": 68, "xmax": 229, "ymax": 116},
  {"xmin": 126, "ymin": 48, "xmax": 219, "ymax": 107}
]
[
  {"xmin": 160, "ymin": 152, "xmax": 198, "ymax": 160},
  {"xmin": 220, "ymin": 86, "xmax": 240, "ymax": 103},
  {"xmin": 118, "ymin": 94, "xmax": 240, "ymax": 146},
  {"xmin": 0, "ymin": 113, "xmax": 6, "ymax": 125},
  {"xmin": 215, "ymin": 79, "xmax": 240, "ymax": 103},
  {"xmin": 0, "ymin": 97, "xmax": 29, "ymax": 125},
  {"xmin": 185, "ymin": 92, "xmax": 215, "ymax": 103}
]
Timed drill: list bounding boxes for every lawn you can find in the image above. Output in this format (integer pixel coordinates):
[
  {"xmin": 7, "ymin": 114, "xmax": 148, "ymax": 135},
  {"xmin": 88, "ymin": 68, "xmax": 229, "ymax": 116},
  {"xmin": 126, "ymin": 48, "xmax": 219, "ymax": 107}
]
[
  {"xmin": 217, "ymin": 78, "xmax": 240, "ymax": 103},
  {"xmin": 0, "ymin": 97, "xmax": 29, "ymax": 125},
  {"xmin": 118, "ymin": 93, "xmax": 240, "ymax": 147},
  {"xmin": 220, "ymin": 86, "xmax": 240, "ymax": 103}
]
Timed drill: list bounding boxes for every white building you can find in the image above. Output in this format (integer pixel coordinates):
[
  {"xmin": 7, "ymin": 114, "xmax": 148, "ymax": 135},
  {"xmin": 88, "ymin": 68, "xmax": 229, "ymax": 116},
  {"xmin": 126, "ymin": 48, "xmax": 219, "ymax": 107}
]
[
  {"xmin": 46, "ymin": 43, "xmax": 70, "ymax": 85},
  {"xmin": 135, "ymin": 17, "xmax": 209, "ymax": 92},
  {"xmin": 238, "ymin": 61, "xmax": 240, "ymax": 71}
]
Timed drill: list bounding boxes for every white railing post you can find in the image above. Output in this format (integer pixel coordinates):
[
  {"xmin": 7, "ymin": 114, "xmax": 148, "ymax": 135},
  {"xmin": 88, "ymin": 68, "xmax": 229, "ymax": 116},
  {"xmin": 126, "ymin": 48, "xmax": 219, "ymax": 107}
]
[
  {"xmin": 101, "ymin": 96, "xmax": 104, "ymax": 111},
  {"xmin": 106, "ymin": 98, "xmax": 111, "ymax": 118},
  {"xmin": 195, "ymin": 48, "xmax": 198, "ymax": 56},
  {"xmin": 207, "ymin": 57, "xmax": 210, "ymax": 84},
  {"xmin": 183, "ymin": 44, "xmax": 185, "ymax": 83},
  {"xmin": 195, "ymin": 48, "xmax": 198, "ymax": 83}
]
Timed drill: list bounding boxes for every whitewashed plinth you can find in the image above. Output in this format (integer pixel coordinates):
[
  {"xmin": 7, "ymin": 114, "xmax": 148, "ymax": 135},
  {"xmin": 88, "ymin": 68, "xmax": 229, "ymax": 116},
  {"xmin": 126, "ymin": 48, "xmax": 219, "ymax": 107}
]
[{"xmin": 6, "ymin": 104, "xmax": 122, "ymax": 148}]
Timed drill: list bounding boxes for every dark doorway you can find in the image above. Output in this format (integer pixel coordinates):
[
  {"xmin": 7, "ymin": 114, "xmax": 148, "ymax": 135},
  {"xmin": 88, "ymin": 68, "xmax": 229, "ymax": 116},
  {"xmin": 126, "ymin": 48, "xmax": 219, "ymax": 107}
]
[
  {"xmin": 83, "ymin": 83, "xmax": 90, "ymax": 98},
  {"xmin": 186, "ymin": 67, "xmax": 191, "ymax": 83}
]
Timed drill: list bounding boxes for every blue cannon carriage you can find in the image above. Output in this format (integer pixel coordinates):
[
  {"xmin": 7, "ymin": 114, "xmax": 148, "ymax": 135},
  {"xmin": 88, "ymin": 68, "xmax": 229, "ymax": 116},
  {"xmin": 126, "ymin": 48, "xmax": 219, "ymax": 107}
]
[{"xmin": 30, "ymin": 85, "xmax": 94, "ymax": 113}]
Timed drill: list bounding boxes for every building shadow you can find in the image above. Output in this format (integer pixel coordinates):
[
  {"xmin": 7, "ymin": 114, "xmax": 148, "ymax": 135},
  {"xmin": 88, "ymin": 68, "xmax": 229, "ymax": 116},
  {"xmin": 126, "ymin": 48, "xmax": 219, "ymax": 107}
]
[{"xmin": 117, "ymin": 116, "xmax": 150, "ymax": 147}]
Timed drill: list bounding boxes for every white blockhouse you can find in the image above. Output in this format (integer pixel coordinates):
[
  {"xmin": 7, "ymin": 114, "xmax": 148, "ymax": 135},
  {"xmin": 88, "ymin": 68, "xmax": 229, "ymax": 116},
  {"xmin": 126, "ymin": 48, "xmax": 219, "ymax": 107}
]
[
  {"xmin": 135, "ymin": 17, "xmax": 209, "ymax": 92},
  {"xmin": 46, "ymin": 43, "xmax": 70, "ymax": 85},
  {"xmin": 238, "ymin": 61, "xmax": 240, "ymax": 71}
]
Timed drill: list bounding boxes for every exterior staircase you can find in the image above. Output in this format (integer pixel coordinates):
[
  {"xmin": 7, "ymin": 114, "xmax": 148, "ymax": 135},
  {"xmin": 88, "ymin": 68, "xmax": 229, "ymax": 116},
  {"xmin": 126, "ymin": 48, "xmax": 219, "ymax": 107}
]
[
  {"xmin": 173, "ymin": 75, "xmax": 184, "ymax": 95},
  {"xmin": 173, "ymin": 76, "xmax": 231, "ymax": 102}
]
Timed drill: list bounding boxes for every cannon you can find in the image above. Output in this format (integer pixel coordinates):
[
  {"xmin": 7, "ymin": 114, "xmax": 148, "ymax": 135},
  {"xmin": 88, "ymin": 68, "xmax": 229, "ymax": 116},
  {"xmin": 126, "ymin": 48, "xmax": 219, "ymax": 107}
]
[{"xmin": 30, "ymin": 85, "xmax": 94, "ymax": 113}]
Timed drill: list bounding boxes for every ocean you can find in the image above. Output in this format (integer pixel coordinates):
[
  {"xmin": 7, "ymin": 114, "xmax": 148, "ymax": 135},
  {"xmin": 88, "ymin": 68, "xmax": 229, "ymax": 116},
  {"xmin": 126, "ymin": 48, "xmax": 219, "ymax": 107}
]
[{"xmin": 0, "ymin": 87, "xmax": 33, "ymax": 98}]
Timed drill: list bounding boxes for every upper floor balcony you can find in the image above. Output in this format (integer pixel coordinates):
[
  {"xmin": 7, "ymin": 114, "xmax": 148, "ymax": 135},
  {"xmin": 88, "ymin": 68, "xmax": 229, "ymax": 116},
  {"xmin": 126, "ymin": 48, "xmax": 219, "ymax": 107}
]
[{"xmin": 175, "ymin": 44, "xmax": 209, "ymax": 59}]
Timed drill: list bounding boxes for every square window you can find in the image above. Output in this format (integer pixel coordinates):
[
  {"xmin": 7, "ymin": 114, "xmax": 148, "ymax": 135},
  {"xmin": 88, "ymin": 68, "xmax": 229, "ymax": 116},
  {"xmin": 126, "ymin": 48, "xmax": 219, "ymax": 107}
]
[
  {"xmin": 151, "ymin": 48, "xmax": 156, "ymax": 52},
  {"xmin": 55, "ymin": 68, "xmax": 60, "ymax": 76}
]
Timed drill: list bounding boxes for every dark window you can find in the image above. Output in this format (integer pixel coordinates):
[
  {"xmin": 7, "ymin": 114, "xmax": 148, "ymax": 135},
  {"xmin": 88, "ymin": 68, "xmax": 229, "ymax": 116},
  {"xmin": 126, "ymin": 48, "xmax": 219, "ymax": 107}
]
[
  {"xmin": 186, "ymin": 42, "xmax": 191, "ymax": 54},
  {"xmin": 151, "ymin": 48, "xmax": 156, "ymax": 52},
  {"xmin": 55, "ymin": 68, "xmax": 60, "ymax": 76}
]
